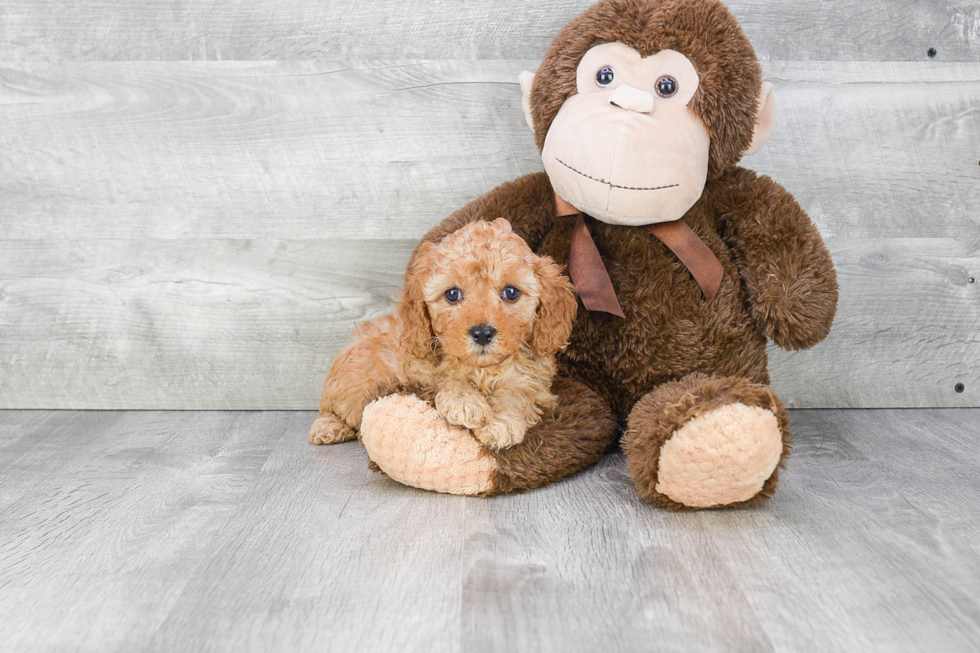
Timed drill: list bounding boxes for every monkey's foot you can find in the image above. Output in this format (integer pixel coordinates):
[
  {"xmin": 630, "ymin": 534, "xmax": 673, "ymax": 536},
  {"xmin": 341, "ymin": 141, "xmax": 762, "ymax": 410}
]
[
  {"xmin": 360, "ymin": 394, "xmax": 497, "ymax": 496},
  {"xmin": 309, "ymin": 412, "xmax": 357, "ymax": 445},
  {"xmin": 624, "ymin": 374, "xmax": 790, "ymax": 510}
]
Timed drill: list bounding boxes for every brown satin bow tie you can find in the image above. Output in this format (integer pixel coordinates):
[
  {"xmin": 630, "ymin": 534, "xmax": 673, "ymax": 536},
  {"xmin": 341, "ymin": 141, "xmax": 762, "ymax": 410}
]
[{"xmin": 556, "ymin": 193, "xmax": 724, "ymax": 318}]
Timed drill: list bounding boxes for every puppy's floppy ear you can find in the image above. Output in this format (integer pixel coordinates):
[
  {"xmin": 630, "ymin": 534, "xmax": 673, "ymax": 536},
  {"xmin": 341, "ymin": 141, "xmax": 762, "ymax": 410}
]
[
  {"xmin": 530, "ymin": 255, "xmax": 578, "ymax": 357},
  {"xmin": 397, "ymin": 242, "xmax": 438, "ymax": 359}
]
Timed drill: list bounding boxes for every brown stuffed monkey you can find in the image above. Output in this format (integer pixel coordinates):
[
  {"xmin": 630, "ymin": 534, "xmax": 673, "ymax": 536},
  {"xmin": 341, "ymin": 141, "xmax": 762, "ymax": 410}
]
[{"xmin": 352, "ymin": 0, "xmax": 839, "ymax": 510}]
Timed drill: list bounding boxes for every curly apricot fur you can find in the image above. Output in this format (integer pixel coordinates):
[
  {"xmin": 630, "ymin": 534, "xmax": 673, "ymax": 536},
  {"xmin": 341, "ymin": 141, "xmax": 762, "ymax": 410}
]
[{"xmin": 310, "ymin": 219, "xmax": 577, "ymax": 451}]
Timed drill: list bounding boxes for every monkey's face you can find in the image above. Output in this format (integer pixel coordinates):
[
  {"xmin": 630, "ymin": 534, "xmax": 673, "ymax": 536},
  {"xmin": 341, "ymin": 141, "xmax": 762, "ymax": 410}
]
[{"xmin": 540, "ymin": 42, "xmax": 710, "ymax": 226}]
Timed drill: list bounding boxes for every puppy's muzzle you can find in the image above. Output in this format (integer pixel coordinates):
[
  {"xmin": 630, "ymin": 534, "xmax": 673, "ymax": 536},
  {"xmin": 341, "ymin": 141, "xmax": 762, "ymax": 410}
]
[{"xmin": 469, "ymin": 324, "xmax": 496, "ymax": 347}]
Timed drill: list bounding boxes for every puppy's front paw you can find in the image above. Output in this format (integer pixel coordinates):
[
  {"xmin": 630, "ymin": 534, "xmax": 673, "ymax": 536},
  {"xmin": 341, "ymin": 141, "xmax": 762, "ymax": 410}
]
[
  {"xmin": 474, "ymin": 419, "xmax": 526, "ymax": 451},
  {"xmin": 309, "ymin": 413, "xmax": 357, "ymax": 445},
  {"xmin": 435, "ymin": 388, "xmax": 491, "ymax": 430}
]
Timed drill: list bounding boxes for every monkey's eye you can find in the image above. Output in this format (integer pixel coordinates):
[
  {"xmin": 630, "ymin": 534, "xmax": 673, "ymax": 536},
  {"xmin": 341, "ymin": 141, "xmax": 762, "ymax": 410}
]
[
  {"xmin": 501, "ymin": 286, "xmax": 522, "ymax": 302},
  {"xmin": 444, "ymin": 287, "xmax": 463, "ymax": 304},
  {"xmin": 656, "ymin": 75, "xmax": 678, "ymax": 98},
  {"xmin": 595, "ymin": 66, "xmax": 615, "ymax": 87}
]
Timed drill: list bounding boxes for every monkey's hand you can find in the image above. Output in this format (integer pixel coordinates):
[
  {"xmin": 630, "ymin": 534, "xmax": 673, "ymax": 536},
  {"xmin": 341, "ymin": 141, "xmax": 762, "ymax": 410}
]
[{"xmin": 720, "ymin": 168, "xmax": 839, "ymax": 350}]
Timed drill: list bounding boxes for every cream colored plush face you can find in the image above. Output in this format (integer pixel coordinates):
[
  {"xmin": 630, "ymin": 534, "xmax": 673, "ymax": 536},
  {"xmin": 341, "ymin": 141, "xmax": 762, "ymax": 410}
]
[{"xmin": 539, "ymin": 42, "xmax": 711, "ymax": 226}]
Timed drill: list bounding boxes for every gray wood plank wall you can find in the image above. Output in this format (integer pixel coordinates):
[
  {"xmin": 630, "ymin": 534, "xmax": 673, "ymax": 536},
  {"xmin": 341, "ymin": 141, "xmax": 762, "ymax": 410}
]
[{"xmin": 1, "ymin": 1, "xmax": 978, "ymax": 409}]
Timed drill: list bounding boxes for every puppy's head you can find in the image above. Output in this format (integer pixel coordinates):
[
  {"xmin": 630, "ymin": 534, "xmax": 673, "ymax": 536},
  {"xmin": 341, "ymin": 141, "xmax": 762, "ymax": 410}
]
[{"xmin": 398, "ymin": 218, "xmax": 577, "ymax": 367}]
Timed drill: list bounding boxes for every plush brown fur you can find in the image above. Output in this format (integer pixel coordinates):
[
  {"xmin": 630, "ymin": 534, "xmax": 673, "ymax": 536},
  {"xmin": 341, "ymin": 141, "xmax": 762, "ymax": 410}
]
[
  {"xmin": 408, "ymin": 0, "xmax": 838, "ymax": 506},
  {"xmin": 418, "ymin": 169, "xmax": 836, "ymax": 423},
  {"xmin": 623, "ymin": 372, "xmax": 791, "ymax": 510},
  {"xmin": 491, "ymin": 376, "xmax": 619, "ymax": 495},
  {"xmin": 366, "ymin": 376, "xmax": 620, "ymax": 495},
  {"xmin": 310, "ymin": 218, "xmax": 578, "ymax": 451},
  {"xmin": 529, "ymin": 0, "xmax": 763, "ymax": 180},
  {"xmin": 404, "ymin": 0, "xmax": 837, "ymax": 510}
]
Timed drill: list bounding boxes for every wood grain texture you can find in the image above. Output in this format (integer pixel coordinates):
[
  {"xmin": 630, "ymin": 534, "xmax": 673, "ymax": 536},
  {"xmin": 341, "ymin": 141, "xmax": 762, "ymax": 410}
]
[
  {"xmin": 1, "ymin": 0, "xmax": 979, "ymax": 62},
  {"xmin": 770, "ymin": 237, "xmax": 979, "ymax": 409},
  {"xmin": 0, "ymin": 237, "xmax": 976, "ymax": 410},
  {"xmin": 2, "ymin": 60, "xmax": 978, "ymax": 241},
  {"xmin": 0, "ymin": 238, "xmax": 410, "ymax": 410},
  {"xmin": 2, "ymin": 59, "xmax": 978, "ymax": 409},
  {"xmin": 1, "ymin": 409, "xmax": 979, "ymax": 652},
  {"xmin": 0, "ymin": 60, "xmax": 540, "ymax": 241},
  {"xmin": 0, "ymin": 410, "xmax": 289, "ymax": 652}
]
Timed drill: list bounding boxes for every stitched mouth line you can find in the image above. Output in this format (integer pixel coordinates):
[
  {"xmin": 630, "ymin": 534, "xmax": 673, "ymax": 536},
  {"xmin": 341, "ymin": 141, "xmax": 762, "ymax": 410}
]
[{"xmin": 555, "ymin": 158, "xmax": 679, "ymax": 192}]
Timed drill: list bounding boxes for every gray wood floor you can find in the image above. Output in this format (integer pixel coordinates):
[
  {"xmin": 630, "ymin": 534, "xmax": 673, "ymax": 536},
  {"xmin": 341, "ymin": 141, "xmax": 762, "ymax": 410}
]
[{"xmin": 1, "ymin": 409, "xmax": 978, "ymax": 652}]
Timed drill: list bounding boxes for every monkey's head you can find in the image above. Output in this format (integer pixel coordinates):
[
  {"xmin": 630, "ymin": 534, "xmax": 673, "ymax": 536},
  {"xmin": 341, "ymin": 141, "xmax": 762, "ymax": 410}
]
[{"xmin": 520, "ymin": 0, "xmax": 775, "ymax": 226}]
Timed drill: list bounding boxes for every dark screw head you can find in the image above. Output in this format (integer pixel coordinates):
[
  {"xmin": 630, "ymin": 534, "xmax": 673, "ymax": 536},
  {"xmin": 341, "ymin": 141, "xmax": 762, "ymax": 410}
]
[
  {"xmin": 970, "ymin": 277, "xmax": 977, "ymax": 284},
  {"xmin": 469, "ymin": 324, "xmax": 496, "ymax": 346},
  {"xmin": 928, "ymin": 48, "xmax": 937, "ymax": 58},
  {"xmin": 955, "ymin": 383, "xmax": 965, "ymax": 393}
]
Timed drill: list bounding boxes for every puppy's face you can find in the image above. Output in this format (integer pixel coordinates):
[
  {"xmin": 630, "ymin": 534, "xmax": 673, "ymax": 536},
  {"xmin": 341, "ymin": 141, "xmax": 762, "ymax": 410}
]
[
  {"xmin": 424, "ymin": 220, "xmax": 542, "ymax": 367},
  {"xmin": 400, "ymin": 219, "xmax": 577, "ymax": 367}
]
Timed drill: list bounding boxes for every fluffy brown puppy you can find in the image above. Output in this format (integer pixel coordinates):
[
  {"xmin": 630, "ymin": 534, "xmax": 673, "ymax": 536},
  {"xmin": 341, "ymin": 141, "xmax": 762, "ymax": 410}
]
[
  {"xmin": 309, "ymin": 218, "xmax": 577, "ymax": 451},
  {"xmin": 363, "ymin": 0, "xmax": 838, "ymax": 509}
]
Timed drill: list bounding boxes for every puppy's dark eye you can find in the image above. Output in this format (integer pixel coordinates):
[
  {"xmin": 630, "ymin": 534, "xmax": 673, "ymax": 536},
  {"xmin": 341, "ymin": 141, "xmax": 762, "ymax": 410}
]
[
  {"xmin": 595, "ymin": 66, "xmax": 615, "ymax": 87},
  {"xmin": 656, "ymin": 75, "xmax": 678, "ymax": 98},
  {"xmin": 444, "ymin": 287, "xmax": 463, "ymax": 304},
  {"xmin": 501, "ymin": 286, "xmax": 522, "ymax": 302}
]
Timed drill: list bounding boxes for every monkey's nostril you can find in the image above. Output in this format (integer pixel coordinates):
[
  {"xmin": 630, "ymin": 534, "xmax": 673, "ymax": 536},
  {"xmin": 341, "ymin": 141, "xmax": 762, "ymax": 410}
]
[
  {"xmin": 469, "ymin": 324, "xmax": 496, "ymax": 346},
  {"xmin": 608, "ymin": 84, "xmax": 654, "ymax": 113}
]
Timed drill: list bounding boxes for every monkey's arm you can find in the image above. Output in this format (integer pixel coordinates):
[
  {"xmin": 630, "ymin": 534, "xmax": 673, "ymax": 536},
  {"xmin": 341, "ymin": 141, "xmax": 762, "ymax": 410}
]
[
  {"xmin": 410, "ymin": 172, "xmax": 555, "ymax": 264},
  {"xmin": 718, "ymin": 168, "xmax": 838, "ymax": 351},
  {"xmin": 359, "ymin": 377, "xmax": 617, "ymax": 496}
]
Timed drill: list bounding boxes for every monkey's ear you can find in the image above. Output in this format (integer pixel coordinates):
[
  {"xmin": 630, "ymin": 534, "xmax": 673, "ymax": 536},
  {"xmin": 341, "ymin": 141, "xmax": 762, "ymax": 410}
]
[
  {"xmin": 745, "ymin": 82, "xmax": 776, "ymax": 156},
  {"xmin": 519, "ymin": 71, "xmax": 536, "ymax": 131}
]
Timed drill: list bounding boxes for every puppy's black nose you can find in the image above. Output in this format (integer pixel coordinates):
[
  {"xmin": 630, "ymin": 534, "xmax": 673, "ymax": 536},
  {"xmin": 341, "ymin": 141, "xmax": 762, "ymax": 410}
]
[{"xmin": 469, "ymin": 324, "xmax": 496, "ymax": 346}]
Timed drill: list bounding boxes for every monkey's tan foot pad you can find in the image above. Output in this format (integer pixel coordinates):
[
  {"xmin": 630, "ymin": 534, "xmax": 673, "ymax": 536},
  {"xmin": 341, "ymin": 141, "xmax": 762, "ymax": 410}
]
[
  {"xmin": 309, "ymin": 413, "xmax": 357, "ymax": 445},
  {"xmin": 360, "ymin": 394, "xmax": 497, "ymax": 496},
  {"xmin": 656, "ymin": 403, "xmax": 783, "ymax": 508}
]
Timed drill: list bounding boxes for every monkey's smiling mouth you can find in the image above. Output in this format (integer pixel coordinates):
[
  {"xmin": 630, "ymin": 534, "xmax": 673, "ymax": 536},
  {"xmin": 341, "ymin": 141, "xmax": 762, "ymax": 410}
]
[{"xmin": 556, "ymin": 158, "xmax": 679, "ymax": 192}]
